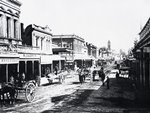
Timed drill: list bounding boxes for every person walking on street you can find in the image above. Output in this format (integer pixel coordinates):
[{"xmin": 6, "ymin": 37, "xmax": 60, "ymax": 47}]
[
  {"xmin": 106, "ymin": 76, "xmax": 110, "ymax": 89},
  {"xmin": 116, "ymin": 72, "xmax": 119, "ymax": 82},
  {"xmin": 90, "ymin": 66, "xmax": 94, "ymax": 82},
  {"xmin": 77, "ymin": 67, "xmax": 83, "ymax": 84},
  {"xmin": 99, "ymin": 67, "xmax": 105, "ymax": 86},
  {"xmin": 54, "ymin": 65, "xmax": 58, "ymax": 75}
]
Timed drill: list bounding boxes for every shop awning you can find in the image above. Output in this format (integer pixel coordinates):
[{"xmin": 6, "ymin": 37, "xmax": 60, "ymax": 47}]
[
  {"xmin": 41, "ymin": 55, "xmax": 52, "ymax": 64},
  {"xmin": 74, "ymin": 54, "xmax": 94, "ymax": 60},
  {"xmin": 51, "ymin": 55, "xmax": 65, "ymax": 61}
]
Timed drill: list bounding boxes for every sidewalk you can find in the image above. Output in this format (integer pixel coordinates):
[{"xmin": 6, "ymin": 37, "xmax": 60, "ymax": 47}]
[{"xmin": 46, "ymin": 77, "xmax": 150, "ymax": 113}]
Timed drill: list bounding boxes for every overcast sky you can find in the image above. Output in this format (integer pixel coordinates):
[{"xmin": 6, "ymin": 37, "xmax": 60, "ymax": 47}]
[{"xmin": 20, "ymin": 0, "xmax": 150, "ymax": 53}]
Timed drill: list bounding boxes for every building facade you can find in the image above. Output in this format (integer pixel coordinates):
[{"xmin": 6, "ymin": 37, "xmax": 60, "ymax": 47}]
[
  {"xmin": 133, "ymin": 17, "xmax": 150, "ymax": 101},
  {"xmin": 52, "ymin": 35, "xmax": 96, "ymax": 68},
  {"xmin": 22, "ymin": 24, "xmax": 53, "ymax": 78},
  {"xmin": 0, "ymin": 0, "xmax": 22, "ymax": 83}
]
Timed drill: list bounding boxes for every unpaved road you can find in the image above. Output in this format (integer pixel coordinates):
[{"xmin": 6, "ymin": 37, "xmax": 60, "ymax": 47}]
[{"xmin": 1, "ymin": 72, "xmax": 103, "ymax": 113}]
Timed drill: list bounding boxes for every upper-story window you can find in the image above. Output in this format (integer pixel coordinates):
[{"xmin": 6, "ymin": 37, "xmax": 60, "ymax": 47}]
[
  {"xmin": 0, "ymin": 14, "xmax": 2, "ymax": 36},
  {"xmin": 36, "ymin": 36, "xmax": 39, "ymax": 47},
  {"xmin": 14, "ymin": 19, "xmax": 17, "ymax": 38},
  {"xmin": 41, "ymin": 38, "xmax": 43, "ymax": 50},
  {"xmin": 6, "ymin": 16, "xmax": 11, "ymax": 38}
]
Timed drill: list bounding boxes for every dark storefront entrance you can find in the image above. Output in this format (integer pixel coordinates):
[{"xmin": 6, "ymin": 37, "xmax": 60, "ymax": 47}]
[{"xmin": 19, "ymin": 60, "xmax": 40, "ymax": 81}]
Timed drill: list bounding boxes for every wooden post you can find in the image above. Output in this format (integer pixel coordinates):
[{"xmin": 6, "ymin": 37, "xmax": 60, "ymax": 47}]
[{"xmin": 6, "ymin": 64, "xmax": 8, "ymax": 83}]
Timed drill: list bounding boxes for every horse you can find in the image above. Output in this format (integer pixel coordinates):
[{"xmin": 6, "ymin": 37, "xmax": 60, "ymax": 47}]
[
  {"xmin": 0, "ymin": 84, "xmax": 16, "ymax": 105},
  {"xmin": 0, "ymin": 76, "xmax": 16, "ymax": 106}
]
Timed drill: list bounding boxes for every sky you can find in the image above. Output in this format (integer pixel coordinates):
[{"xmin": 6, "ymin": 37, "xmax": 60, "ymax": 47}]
[{"xmin": 20, "ymin": 0, "xmax": 150, "ymax": 53}]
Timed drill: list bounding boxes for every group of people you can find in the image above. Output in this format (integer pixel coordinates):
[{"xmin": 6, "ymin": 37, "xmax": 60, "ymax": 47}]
[
  {"xmin": 8, "ymin": 72, "xmax": 26, "ymax": 88},
  {"xmin": 77, "ymin": 67, "xmax": 86, "ymax": 84},
  {"xmin": 0, "ymin": 72, "xmax": 26, "ymax": 105},
  {"xmin": 77, "ymin": 65, "xmax": 110, "ymax": 89}
]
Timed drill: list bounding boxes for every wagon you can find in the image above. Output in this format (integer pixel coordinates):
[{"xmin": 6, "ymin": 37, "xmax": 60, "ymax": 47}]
[
  {"xmin": 15, "ymin": 80, "xmax": 37, "ymax": 102},
  {"xmin": 119, "ymin": 67, "xmax": 130, "ymax": 78},
  {"xmin": 0, "ymin": 79, "xmax": 37, "ymax": 103}
]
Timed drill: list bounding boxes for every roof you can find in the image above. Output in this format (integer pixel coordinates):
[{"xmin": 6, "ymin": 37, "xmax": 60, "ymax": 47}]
[
  {"xmin": 139, "ymin": 17, "xmax": 150, "ymax": 35},
  {"xmin": 52, "ymin": 34, "xmax": 84, "ymax": 42}
]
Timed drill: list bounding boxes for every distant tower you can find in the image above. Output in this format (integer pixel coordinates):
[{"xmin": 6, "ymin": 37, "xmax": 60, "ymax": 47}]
[{"xmin": 108, "ymin": 40, "xmax": 111, "ymax": 50}]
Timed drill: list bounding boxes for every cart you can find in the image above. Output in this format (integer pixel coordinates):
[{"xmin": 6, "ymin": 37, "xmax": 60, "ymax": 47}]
[
  {"xmin": 119, "ymin": 67, "xmax": 130, "ymax": 78},
  {"xmin": 15, "ymin": 80, "xmax": 37, "ymax": 102},
  {"xmin": 0, "ymin": 80, "xmax": 37, "ymax": 104}
]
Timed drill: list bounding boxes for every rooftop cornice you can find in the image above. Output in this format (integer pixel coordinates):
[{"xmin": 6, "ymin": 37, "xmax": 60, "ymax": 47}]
[
  {"xmin": 8, "ymin": 0, "xmax": 22, "ymax": 7},
  {"xmin": 52, "ymin": 34, "xmax": 84, "ymax": 42},
  {"xmin": 31, "ymin": 24, "xmax": 52, "ymax": 36},
  {"xmin": 139, "ymin": 17, "xmax": 150, "ymax": 35}
]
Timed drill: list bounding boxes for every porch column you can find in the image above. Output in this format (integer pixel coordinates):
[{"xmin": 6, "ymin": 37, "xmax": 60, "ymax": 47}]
[
  {"xmin": 17, "ymin": 63, "xmax": 19, "ymax": 73},
  {"xmin": 25, "ymin": 61, "xmax": 27, "ymax": 75},
  {"xmin": 139, "ymin": 49, "xmax": 143, "ymax": 89},
  {"xmin": 51, "ymin": 63, "xmax": 53, "ymax": 73},
  {"xmin": 143, "ymin": 52, "xmax": 146, "ymax": 88},
  {"xmin": 32, "ymin": 61, "xmax": 34, "ymax": 76},
  {"xmin": 39, "ymin": 61, "xmax": 41, "ymax": 77},
  {"xmin": 6, "ymin": 64, "xmax": 8, "ymax": 83},
  {"xmin": 149, "ymin": 53, "xmax": 150, "ymax": 89},
  {"xmin": 59, "ymin": 60, "xmax": 61, "ymax": 70}
]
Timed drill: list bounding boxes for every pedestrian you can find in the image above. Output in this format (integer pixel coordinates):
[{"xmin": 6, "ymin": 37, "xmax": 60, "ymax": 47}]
[
  {"xmin": 78, "ymin": 67, "xmax": 83, "ymax": 84},
  {"xmin": 106, "ymin": 76, "xmax": 110, "ymax": 89},
  {"xmin": 54, "ymin": 65, "xmax": 58, "ymax": 75},
  {"xmin": 100, "ymin": 67, "xmax": 105, "ymax": 85},
  {"xmin": 116, "ymin": 72, "xmax": 119, "ymax": 82},
  {"xmin": 90, "ymin": 66, "xmax": 94, "ymax": 82}
]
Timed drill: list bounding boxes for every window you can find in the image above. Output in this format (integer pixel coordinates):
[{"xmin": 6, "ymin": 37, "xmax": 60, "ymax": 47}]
[
  {"xmin": 14, "ymin": 19, "xmax": 17, "ymax": 38},
  {"xmin": 36, "ymin": 36, "xmax": 39, "ymax": 47},
  {"xmin": 6, "ymin": 17, "xmax": 10, "ymax": 38},
  {"xmin": 41, "ymin": 38, "xmax": 43, "ymax": 50},
  {"xmin": 0, "ymin": 15, "xmax": 2, "ymax": 36}
]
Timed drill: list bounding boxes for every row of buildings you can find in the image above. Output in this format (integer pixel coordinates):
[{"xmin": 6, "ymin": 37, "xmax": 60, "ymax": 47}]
[
  {"xmin": 131, "ymin": 17, "xmax": 150, "ymax": 101},
  {"xmin": 0, "ymin": 0, "xmax": 113, "ymax": 85}
]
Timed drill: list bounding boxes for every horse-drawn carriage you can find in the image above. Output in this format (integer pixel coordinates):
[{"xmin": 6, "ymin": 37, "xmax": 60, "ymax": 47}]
[{"xmin": 0, "ymin": 76, "xmax": 37, "ymax": 105}]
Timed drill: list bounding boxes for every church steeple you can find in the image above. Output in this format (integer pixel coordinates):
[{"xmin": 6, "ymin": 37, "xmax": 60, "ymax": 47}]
[{"xmin": 108, "ymin": 40, "xmax": 111, "ymax": 50}]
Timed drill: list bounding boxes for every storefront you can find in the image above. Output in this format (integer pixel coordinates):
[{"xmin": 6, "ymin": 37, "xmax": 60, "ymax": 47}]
[
  {"xmin": 74, "ymin": 54, "xmax": 93, "ymax": 68},
  {"xmin": 19, "ymin": 53, "xmax": 40, "ymax": 81},
  {"xmin": 51, "ymin": 55, "xmax": 65, "ymax": 71},
  {"xmin": 41, "ymin": 55, "xmax": 52, "ymax": 77},
  {"xmin": 0, "ymin": 54, "xmax": 19, "ymax": 83},
  {"xmin": 133, "ymin": 18, "xmax": 150, "ymax": 101}
]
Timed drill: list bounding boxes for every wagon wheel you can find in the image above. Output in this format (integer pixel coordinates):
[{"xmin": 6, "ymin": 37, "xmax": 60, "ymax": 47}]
[
  {"xmin": 14, "ymin": 89, "xmax": 18, "ymax": 100},
  {"xmin": 25, "ymin": 83, "xmax": 36, "ymax": 102}
]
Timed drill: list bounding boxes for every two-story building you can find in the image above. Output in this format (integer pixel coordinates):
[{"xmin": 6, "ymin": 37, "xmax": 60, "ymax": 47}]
[
  {"xmin": 22, "ymin": 24, "xmax": 53, "ymax": 79},
  {"xmin": 52, "ymin": 35, "xmax": 96, "ymax": 69},
  {"xmin": 0, "ymin": 0, "xmax": 22, "ymax": 83}
]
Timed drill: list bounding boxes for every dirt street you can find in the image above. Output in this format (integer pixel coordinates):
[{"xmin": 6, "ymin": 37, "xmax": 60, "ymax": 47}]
[{"xmin": 1, "ymin": 72, "xmax": 103, "ymax": 113}]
